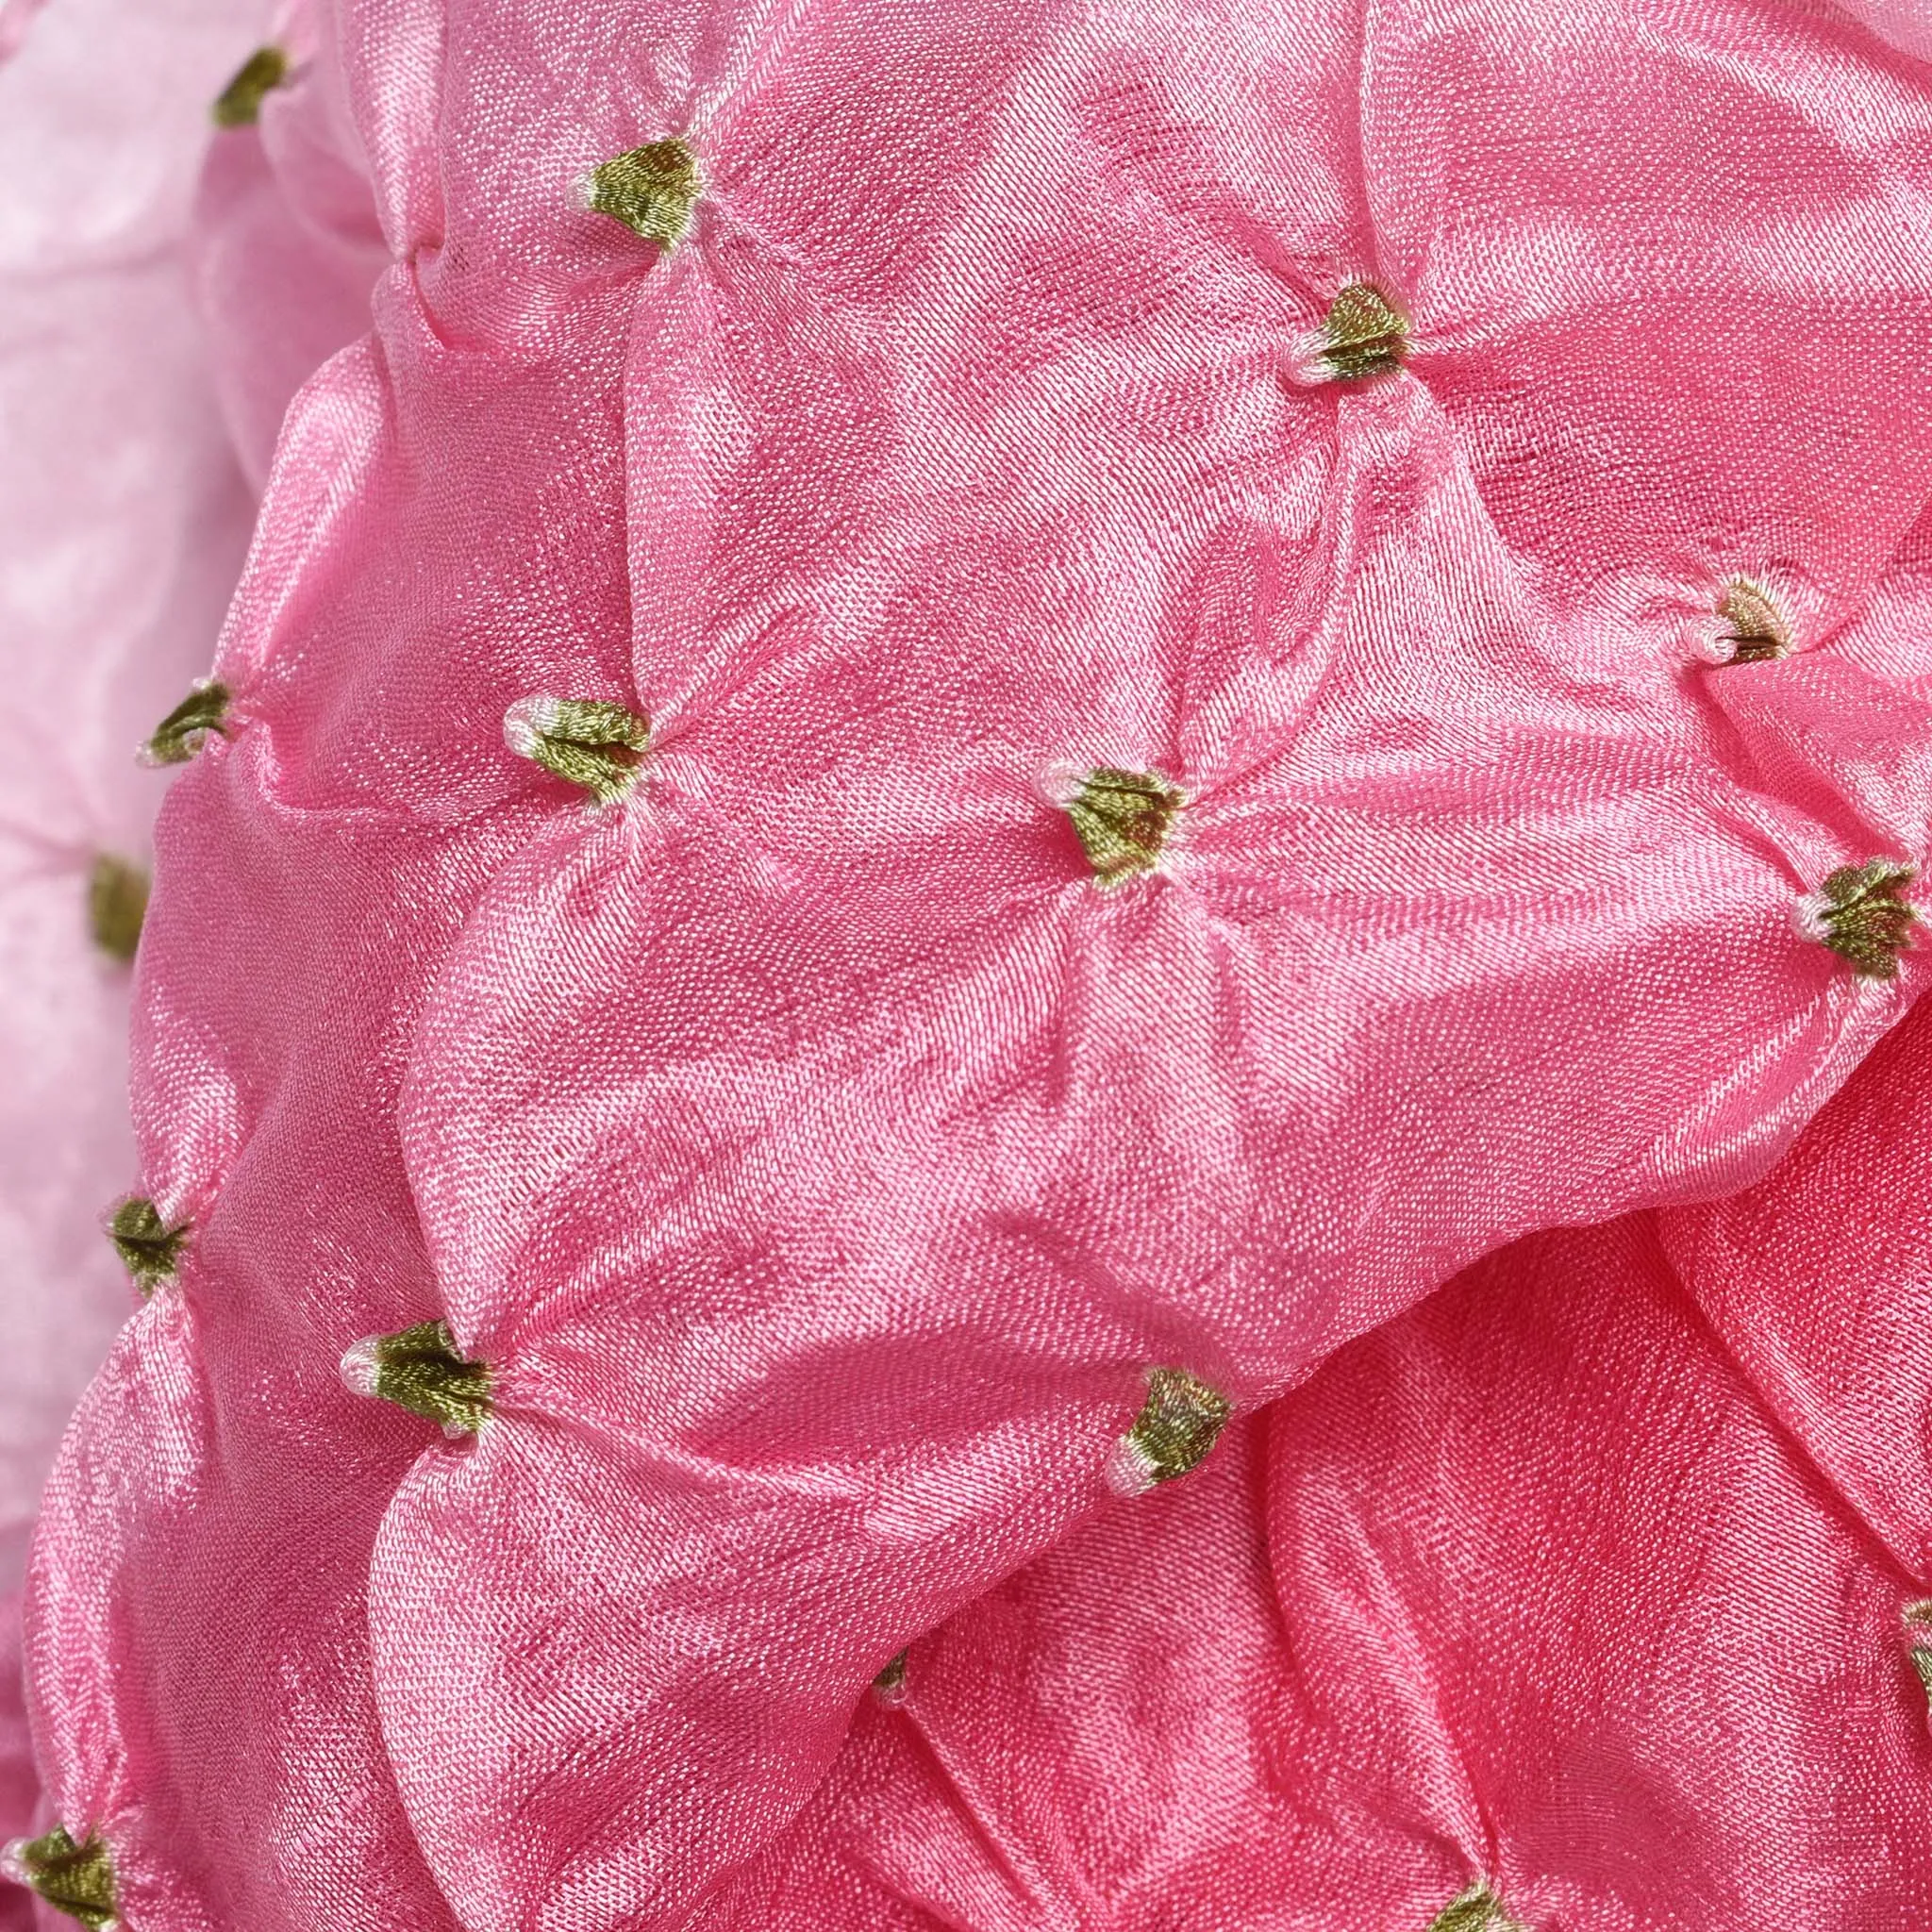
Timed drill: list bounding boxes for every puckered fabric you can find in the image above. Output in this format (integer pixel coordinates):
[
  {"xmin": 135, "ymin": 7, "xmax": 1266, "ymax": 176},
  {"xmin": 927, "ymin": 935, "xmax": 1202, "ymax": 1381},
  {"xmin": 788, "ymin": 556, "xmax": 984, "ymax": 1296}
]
[
  {"xmin": 702, "ymin": 990, "xmax": 1932, "ymax": 1929},
  {"xmin": 11, "ymin": 1, "xmax": 1932, "ymax": 1929},
  {"xmin": 0, "ymin": 0, "xmax": 276, "ymax": 1917}
]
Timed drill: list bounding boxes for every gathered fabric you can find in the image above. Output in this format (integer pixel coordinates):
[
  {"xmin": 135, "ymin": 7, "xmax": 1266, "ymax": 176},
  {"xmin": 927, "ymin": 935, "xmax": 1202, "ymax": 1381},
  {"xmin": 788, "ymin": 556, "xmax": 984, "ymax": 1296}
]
[
  {"xmin": 9, "ymin": 0, "xmax": 1932, "ymax": 1928},
  {"xmin": 703, "ymin": 991, "xmax": 1932, "ymax": 1929},
  {"xmin": 0, "ymin": 0, "xmax": 286, "ymax": 1915},
  {"xmin": 189, "ymin": 0, "xmax": 386, "ymax": 491}
]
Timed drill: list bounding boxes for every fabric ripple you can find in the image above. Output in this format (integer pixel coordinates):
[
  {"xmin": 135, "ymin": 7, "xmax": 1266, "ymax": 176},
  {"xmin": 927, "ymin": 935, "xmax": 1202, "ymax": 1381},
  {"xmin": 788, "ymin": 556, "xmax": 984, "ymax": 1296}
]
[
  {"xmin": 697, "ymin": 979, "xmax": 1932, "ymax": 1930},
  {"xmin": 0, "ymin": 0, "xmax": 273, "ymax": 1916},
  {"xmin": 18, "ymin": 0, "xmax": 1932, "ymax": 1928}
]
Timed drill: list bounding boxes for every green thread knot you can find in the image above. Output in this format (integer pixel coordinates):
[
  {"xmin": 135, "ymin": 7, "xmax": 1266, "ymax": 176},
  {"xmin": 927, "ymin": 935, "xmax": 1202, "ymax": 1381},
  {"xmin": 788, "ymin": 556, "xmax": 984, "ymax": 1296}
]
[
  {"xmin": 5, "ymin": 1828, "xmax": 117, "ymax": 1931},
  {"xmin": 341, "ymin": 1320, "xmax": 492, "ymax": 1436},
  {"xmin": 1122, "ymin": 1367, "xmax": 1231, "ymax": 1487},
  {"xmin": 1715, "ymin": 579, "xmax": 1791, "ymax": 665},
  {"xmin": 1426, "ymin": 1882, "xmax": 1525, "ymax": 1932},
  {"xmin": 505, "ymin": 694, "xmax": 651, "ymax": 807},
  {"xmin": 211, "ymin": 44, "xmax": 289, "ymax": 128},
  {"xmin": 1905, "ymin": 1600, "xmax": 1932, "ymax": 1701},
  {"xmin": 142, "ymin": 679, "xmax": 230, "ymax": 766},
  {"xmin": 586, "ymin": 139, "xmax": 701, "ymax": 247},
  {"xmin": 106, "ymin": 1196, "xmax": 187, "ymax": 1297},
  {"xmin": 1323, "ymin": 281, "xmax": 1407, "ymax": 381},
  {"xmin": 87, "ymin": 856, "xmax": 149, "ymax": 964},
  {"xmin": 1067, "ymin": 767, "xmax": 1182, "ymax": 885},
  {"xmin": 1801, "ymin": 860, "xmax": 1918, "ymax": 980},
  {"xmin": 873, "ymin": 1652, "xmax": 908, "ymax": 1704}
]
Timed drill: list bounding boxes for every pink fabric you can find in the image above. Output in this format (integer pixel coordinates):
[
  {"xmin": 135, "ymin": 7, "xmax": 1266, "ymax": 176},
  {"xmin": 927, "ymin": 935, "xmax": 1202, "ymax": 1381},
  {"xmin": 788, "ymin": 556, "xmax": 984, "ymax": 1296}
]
[
  {"xmin": 0, "ymin": 0, "xmax": 263, "ymax": 1590},
  {"xmin": 0, "ymin": 0, "xmax": 44, "ymax": 60},
  {"xmin": 702, "ymin": 971, "xmax": 1932, "ymax": 1930},
  {"xmin": 0, "ymin": 0, "xmax": 270, "ymax": 1910},
  {"xmin": 19, "ymin": 2, "xmax": 1932, "ymax": 1930},
  {"xmin": 1838, "ymin": 0, "xmax": 1932, "ymax": 60},
  {"xmin": 190, "ymin": 0, "xmax": 387, "ymax": 490},
  {"xmin": 0, "ymin": 1604, "xmax": 32, "ymax": 1932},
  {"xmin": 707, "ymin": 999, "xmax": 1932, "ymax": 1927}
]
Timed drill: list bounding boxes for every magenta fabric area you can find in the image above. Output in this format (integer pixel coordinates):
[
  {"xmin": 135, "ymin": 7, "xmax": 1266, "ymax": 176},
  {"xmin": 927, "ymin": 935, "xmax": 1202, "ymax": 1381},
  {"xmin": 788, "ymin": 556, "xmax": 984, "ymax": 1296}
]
[{"xmin": 5, "ymin": 0, "xmax": 1932, "ymax": 1929}]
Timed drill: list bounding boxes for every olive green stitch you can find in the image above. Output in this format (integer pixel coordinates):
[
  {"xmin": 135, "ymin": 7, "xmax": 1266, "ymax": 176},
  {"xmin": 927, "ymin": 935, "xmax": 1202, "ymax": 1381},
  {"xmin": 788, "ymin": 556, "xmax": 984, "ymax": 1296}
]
[
  {"xmin": 1323, "ymin": 281, "xmax": 1407, "ymax": 381},
  {"xmin": 504, "ymin": 695, "xmax": 651, "ymax": 806},
  {"xmin": 1067, "ymin": 767, "xmax": 1182, "ymax": 885},
  {"xmin": 5, "ymin": 1827, "xmax": 117, "ymax": 1931},
  {"xmin": 873, "ymin": 1652, "xmax": 908, "ymax": 1702},
  {"xmin": 1426, "ymin": 1881, "xmax": 1525, "ymax": 1932},
  {"xmin": 211, "ymin": 44, "xmax": 289, "ymax": 128},
  {"xmin": 1125, "ymin": 1368, "xmax": 1232, "ymax": 1485},
  {"xmin": 1802, "ymin": 860, "xmax": 1918, "ymax": 979},
  {"xmin": 106, "ymin": 1196, "xmax": 187, "ymax": 1297},
  {"xmin": 1904, "ymin": 1600, "xmax": 1932, "ymax": 1700},
  {"xmin": 1715, "ymin": 579, "xmax": 1791, "ymax": 665},
  {"xmin": 586, "ymin": 138, "xmax": 701, "ymax": 247},
  {"xmin": 142, "ymin": 679, "xmax": 230, "ymax": 766},
  {"xmin": 87, "ymin": 855, "xmax": 148, "ymax": 965},
  {"xmin": 341, "ymin": 1320, "xmax": 492, "ymax": 1436}
]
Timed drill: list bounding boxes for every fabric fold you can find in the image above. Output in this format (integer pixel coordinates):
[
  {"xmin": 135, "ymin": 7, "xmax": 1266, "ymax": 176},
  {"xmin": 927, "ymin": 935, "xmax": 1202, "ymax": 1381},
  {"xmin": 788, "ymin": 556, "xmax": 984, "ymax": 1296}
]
[{"xmin": 21, "ymin": 0, "xmax": 1932, "ymax": 1926}]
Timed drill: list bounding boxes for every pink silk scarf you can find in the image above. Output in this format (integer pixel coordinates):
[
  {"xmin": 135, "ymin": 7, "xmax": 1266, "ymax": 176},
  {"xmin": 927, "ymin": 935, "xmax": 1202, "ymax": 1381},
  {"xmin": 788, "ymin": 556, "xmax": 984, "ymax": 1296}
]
[{"xmin": 8, "ymin": 0, "xmax": 1932, "ymax": 1928}]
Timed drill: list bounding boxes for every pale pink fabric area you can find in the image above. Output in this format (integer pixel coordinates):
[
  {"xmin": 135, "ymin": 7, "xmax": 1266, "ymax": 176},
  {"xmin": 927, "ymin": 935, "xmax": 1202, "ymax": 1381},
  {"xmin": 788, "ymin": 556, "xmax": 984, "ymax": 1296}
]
[
  {"xmin": 0, "ymin": 0, "xmax": 263, "ymax": 1591},
  {"xmin": 191, "ymin": 0, "xmax": 388, "ymax": 490},
  {"xmin": 0, "ymin": 0, "xmax": 269, "ymax": 1909},
  {"xmin": 1837, "ymin": 0, "xmax": 1932, "ymax": 61},
  {"xmin": 0, "ymin": 0, "xmax": 43, "ymax": 60},
  {"xmin": 708, "ymin": 996, "xmax": 1932, "ymax": 1930},
  {"xmin": 22, "ymin": 4, "xmax": 1932, "ymax": 1932}
]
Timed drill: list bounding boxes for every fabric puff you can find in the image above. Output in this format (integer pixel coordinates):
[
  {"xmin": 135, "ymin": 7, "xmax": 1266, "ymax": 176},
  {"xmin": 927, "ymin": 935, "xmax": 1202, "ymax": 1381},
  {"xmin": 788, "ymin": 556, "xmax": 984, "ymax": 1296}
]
[
  {"xmin": 22, "ymin": 1, "xmax": 1932, "ymax": 1931},
  {"xmin": 0, "ymin": 0, "xmax": 272, "ymax": 1910},
  {"xmin": 189, "ymin": 0, "xmax": 389, "ymax": 491},
  {"xmin": 706, "ymin": 991, "xmax": 1932, "ymax": 1931}
]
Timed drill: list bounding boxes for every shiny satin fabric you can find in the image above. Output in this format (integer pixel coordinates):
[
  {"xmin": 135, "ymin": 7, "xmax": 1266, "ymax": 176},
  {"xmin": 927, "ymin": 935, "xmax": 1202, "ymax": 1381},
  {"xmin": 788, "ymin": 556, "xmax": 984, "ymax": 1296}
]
[
  {"xmin": 704, "ymin": 991, "xmax": 1932, "ymax": 1928},
  {"xmin": 190, "ymin": 0, "xmax": 388, "ymax": 491},
  {"xmin": 0, "ymin": 0, "xmax": 275, "ymax": 1917},
  {"xmin": 19, "ymin": 1, "xmax": 1932, "ymax": 1929},
  {"xmin": 1841, "ymin": 0, "xmax": 1932, "ymax": 58}
]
